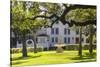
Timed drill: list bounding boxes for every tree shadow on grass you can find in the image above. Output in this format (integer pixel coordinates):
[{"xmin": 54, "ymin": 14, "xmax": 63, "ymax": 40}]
[
  {"xmin": 83, "ymin": 52, "xmax": 96, "ymax": 58},
  {"xmin": 11, "ymin": 61, "xmax": 28, "ymax": 65},
  {"xmin": 70, "ymin": 52, "xmax": 96, "ymax": 63},
  {"xmin": 71, "ymin": 56, "xmax": 96, "ymax": 61},
  {"xmin": 75, "ymin": 59, "xmax": 96, "ymax": 63},
  {"xmin": 11, "ymin": 55, "xmax": 41, "ymax": 61}
]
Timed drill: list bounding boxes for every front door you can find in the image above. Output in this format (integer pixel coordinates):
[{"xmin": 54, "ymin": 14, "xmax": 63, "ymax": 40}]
[{"xmin": 38, "ymin": 37, "xmax": 48, "ymax": 48}]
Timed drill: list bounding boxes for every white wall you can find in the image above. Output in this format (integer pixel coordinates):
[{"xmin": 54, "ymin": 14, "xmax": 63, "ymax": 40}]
[
  {"xmin": 16, "ymin": 21, "xmax": 87, "ymax": 48},
  {"xmin": 37, "ymin": 36, "xmax": 49, "ymax": 48},
  {"xmin": 46, "ymin": 21, "xmax": 87, "ymax": 46}
]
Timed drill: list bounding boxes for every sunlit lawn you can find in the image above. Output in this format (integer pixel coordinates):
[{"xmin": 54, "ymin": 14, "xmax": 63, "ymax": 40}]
[{"xmin": 11, "ymin": 50, "xmax": 96, "ymax": 67}]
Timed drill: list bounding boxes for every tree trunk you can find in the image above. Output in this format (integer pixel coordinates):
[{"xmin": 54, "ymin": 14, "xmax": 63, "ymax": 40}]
[
  {"xmin": 33, "ymin": 34, "xmax": 37, "ymax": 53},
  {"xmin": 79, "ymin": 26, "xmax": 82, "ymax": 57},
  {"xmin": 31, "ymin": 30, "xmax": 37, "ymax": 53},
  {"xmin": 22, "ymin": 34, "xmax": 27, "ymax": 57},
  {"xmin": 89, "ymin": 24, "xmax": 93, "ymax": 54}
]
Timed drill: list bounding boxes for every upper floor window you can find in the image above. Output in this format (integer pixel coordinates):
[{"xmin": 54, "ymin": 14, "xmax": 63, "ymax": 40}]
[
  {"xmin": 51, "ymin": 28, "xmax": 54, "ymax": 34},
  {"xmin": 64, "ymin": 28, "xmax": 70, "ymax": 35},
  {"xmin": 68, "ymin": 29, "xmax": 70, "ymax": 35},
  {"xmin": 64, "ymin": 28, "xmax": 67, "ymax": 35},
  {"xmin": 55, "ymin": 28, "xmax": 59, "ymax": 35},
  {"xmin": 51, "ymin": 28, "xmax": 59, "ymax": 35}
]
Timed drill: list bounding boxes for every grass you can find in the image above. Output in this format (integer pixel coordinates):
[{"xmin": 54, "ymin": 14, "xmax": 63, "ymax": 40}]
[{"xmin": 11, "ymin": 50, "xmax": 96, "ymax": 67}]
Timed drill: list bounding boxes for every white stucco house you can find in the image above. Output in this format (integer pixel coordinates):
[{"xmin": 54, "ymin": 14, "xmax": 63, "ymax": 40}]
[
  {"xmin": 13, "ymin": 21, "xmax": 89, "ymax": 49},
  {"xmin": 10, "ymin": 1, "xmax": 96, "ymax": 49}
]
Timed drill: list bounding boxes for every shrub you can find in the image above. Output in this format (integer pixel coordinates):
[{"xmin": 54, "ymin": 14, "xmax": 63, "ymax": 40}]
[
  {"xmin": 37, "ymin": 48, "xmax": 43, "ymax": 52},
  {"xmin": 65, "ymin": 44, "xmax": 96, "ymax": 50},
  {"xmin": 27, "ymin": 47, "xmax": 34, "ymax": 52},
  {"xmin": 27, "ymin": 47, "xmax": 43, "ymax": 52},
  {"xmin": 83, "ymin": 44, "xmax": 96, "ymax": 50},
  {"xmin": 11, "ymin": 47, "xmax": 43, "ymax": 54},
  {"xmin": 49, "ymin": 47, "xmax": 56, "ymax": 50},
  {"xmin": 83, "ymin": 45, "xmax": 89, "ymax": 50},
  {"xmin": 11, "ymin": 48, "xmax": 22, "ymax": 54},
  {"xmin": 66, "ymin": 45, "xmax": 79, "ymax": 50}
]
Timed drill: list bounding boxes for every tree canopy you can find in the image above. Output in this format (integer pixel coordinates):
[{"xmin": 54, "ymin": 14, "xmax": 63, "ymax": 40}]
[
  {"xmin": 28, "ymin": 2, "xmax": 96, "ymax": 27},
  {"xmin": 11, "ymin": 1, "xmax": 96, "ymax": 31},
  {"xmin": 11, "ymin": 0, "xmax": 97, "ymax": 57},
  {"xmin": 66, "ymin": 8, "xmax": 96, "ymax": 21},
  {"xmin": 11, "ymin": 1, "xmax": 48, "ymax": 33}
]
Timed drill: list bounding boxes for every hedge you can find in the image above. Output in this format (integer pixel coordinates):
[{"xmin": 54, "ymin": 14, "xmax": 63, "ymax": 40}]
[
  {"xmin": 10, "ymin": 45, "xmax": 96, "ymax": 53},
  {"xmin": 65, "ymin": 44, "xmax": 96, "ymax": 50},
  {"xmin": 66, "ymin": 45, "xmax": 79, "ymax": 50},
  {"xmin": 11, "ymin": 47, "xmax": 43, "ymax": 54}
]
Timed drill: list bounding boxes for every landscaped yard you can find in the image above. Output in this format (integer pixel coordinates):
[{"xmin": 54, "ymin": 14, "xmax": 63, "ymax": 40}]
[{"xmin": 11, "ymin": 50, "xmax": 96, "ymax": 67}]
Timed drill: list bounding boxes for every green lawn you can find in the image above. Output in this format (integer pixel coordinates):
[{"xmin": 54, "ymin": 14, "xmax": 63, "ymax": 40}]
[{"xmin": 11, "ymin": 50, "xmax": 96, "ymax": 67}]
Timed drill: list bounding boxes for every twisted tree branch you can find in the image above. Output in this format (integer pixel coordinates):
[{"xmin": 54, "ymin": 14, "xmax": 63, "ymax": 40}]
[{"xmin": 28, "ymin": 4, "xmax": 96, "ymax": 27}]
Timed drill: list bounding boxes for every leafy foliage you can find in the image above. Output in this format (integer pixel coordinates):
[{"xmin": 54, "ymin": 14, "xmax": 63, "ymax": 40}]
[
  {"xmin": 11, "ymin": 1, "xmax": 48, "ymax": 32},
  {"xmin": 66, "ymin": 8, "xmax": 96, "ymax": 22}
]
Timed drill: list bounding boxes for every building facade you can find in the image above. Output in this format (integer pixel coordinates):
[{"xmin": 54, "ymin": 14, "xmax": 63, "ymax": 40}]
[
  {"xmin": 11, "ymin": 21, "xmax": 88, "ymax": 48},
  {"xmin": 36, "ymin": 21, "xmax": 87, "ymax": 49}
]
